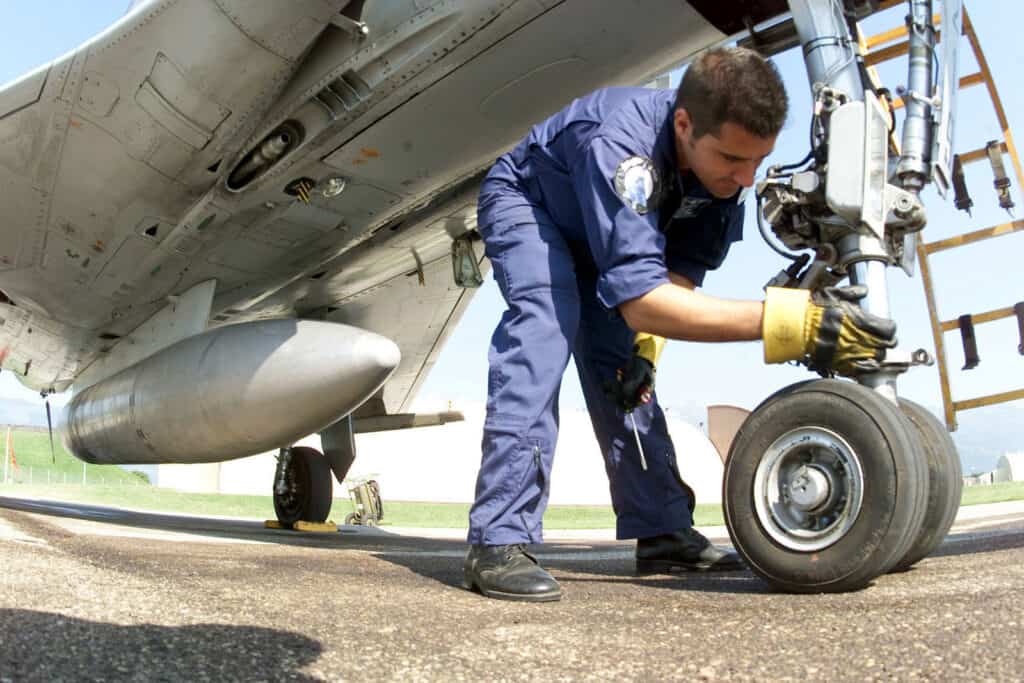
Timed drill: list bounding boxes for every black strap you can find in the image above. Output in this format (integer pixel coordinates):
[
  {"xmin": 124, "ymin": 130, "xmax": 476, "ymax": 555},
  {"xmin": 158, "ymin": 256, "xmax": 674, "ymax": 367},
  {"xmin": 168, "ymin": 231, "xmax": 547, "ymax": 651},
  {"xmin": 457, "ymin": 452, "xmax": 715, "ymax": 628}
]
[
  {"xmin": 1014, "ymin": 302, "xmax": 1024, "ymax": 356},
  {"xmin": 952, "ymin": 154, "xmax": 973, "ymax": 215},
  {"xmin": 958, "ymin": 314, "xmax": 980, "ymax": 370},
  {"xmin": 813, "ymin": 306, "xmax": 844, "ymax": 370}
]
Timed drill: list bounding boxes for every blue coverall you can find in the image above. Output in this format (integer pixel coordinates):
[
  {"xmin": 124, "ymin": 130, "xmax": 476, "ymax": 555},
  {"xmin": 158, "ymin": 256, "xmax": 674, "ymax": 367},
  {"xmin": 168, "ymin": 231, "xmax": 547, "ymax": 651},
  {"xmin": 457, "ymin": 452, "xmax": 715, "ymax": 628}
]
[{"xmin": 468, "ymin": 87, "xmax": 745, "ymax": 545}]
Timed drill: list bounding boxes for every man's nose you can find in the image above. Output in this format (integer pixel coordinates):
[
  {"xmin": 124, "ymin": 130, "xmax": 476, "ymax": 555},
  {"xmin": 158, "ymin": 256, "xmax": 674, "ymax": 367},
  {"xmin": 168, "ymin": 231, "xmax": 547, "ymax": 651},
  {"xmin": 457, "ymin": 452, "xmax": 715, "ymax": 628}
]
[{"xmin": 733, "ymin": 162, "xmax": 758, "ymax": 187}]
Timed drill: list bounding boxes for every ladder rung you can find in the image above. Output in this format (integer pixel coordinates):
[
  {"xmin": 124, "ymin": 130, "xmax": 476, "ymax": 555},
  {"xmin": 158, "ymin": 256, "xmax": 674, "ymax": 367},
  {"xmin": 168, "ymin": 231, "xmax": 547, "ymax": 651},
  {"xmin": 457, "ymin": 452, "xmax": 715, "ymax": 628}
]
[
  {"xmin": 864, "ymin": 14, "xmax": 943, "ymax": 50},
  {"xmin": 923, "ymin": 219, "xmax": 1024, "ymax": 254},
  {"xmin": 959, "ymin": 142, "xmax": 1008, "ymax": 165},
  {"xmin": 954, "ymin": 388, "xmax": 1024, "ymax": 413},
  {"xmin": 940, "ymin": 306, "xmax": 1017, "ymax": 332}
]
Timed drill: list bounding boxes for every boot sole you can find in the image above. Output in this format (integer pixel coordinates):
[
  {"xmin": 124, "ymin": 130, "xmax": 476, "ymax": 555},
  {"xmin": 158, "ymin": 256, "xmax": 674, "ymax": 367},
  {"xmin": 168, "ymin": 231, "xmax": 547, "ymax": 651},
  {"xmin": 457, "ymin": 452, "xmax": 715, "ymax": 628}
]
[
  {"xmin": 635, "ymin": 558, "xmax": 744, "ymax": 576},
  {"xmin": 462, "ymin": 577, "xmax": 562, "ymax": 603}
]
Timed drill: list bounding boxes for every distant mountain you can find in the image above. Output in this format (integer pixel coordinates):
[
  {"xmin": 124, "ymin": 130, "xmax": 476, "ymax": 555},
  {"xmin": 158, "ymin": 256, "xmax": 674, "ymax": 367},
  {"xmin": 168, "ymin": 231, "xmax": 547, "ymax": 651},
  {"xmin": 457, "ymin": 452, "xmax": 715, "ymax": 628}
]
[
  {"xmin": 0, "ymin": 398, "xmax": 57, "ymax": 429},
  {"xmin": 951, "ymin": 404, "xmax": 1024, "ymax": 475}
]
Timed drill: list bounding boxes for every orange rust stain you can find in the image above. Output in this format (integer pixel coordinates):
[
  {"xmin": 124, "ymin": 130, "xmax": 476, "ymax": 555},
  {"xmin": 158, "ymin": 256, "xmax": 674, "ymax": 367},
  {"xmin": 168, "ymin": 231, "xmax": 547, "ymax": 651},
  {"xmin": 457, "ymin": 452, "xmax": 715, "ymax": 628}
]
[
  {"xmin": 69, "ymin": 120, "xmax": 82, "ymax": 128},
  {"xmin": 360, "ymin": 147, "xmax": 381, "ymax": 158},
  {"xmin": 352, "ymin": 158, "xmax": 367, "ymax": 165}
]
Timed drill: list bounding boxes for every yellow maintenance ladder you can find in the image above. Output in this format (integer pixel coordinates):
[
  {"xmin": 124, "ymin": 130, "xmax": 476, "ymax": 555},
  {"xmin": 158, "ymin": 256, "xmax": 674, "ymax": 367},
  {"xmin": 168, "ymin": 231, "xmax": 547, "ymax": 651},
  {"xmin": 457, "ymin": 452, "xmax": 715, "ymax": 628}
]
[{"xmin": 859, "ymin": 1, "xmax": 1024, "ymax": 430}]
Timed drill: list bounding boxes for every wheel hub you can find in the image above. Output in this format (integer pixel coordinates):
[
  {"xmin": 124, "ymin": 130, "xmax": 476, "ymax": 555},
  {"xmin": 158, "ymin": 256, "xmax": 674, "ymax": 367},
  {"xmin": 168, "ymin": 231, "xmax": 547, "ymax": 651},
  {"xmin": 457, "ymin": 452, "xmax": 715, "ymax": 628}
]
[
  {"xmin": 787, "ymin": 465, "xmax": 832, "ymax": 511},
  {"xmin": 753, "ymin": 426, "xmax": 865, "ymax": 552}
]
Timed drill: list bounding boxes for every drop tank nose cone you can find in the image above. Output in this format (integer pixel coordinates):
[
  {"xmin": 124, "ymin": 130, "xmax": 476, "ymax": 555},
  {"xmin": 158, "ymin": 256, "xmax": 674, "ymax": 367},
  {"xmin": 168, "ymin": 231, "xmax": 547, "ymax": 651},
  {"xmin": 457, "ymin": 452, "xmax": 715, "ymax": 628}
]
[
  {"xmin": 63, "ymin": 319, "xmax": 402, "ymax": 465},
  {"xmin": 352, "ymin": 334, "xmax": 402, "ymax": 378}
]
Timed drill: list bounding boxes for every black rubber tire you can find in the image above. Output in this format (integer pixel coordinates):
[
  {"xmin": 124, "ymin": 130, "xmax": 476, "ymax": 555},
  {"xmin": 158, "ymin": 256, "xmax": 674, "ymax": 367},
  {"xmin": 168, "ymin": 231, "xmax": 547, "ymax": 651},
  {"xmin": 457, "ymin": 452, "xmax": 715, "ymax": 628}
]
[
  {"xmin": 889, "ymin": 399, "xmax": 963, "ymax": 571},
  {"xmin": 724, "ymin": 379, "xmax": 927, "ymax": 593},
  {"xmin": 273, "ymin": 446, "xmax": 333, "ymax": 525}
]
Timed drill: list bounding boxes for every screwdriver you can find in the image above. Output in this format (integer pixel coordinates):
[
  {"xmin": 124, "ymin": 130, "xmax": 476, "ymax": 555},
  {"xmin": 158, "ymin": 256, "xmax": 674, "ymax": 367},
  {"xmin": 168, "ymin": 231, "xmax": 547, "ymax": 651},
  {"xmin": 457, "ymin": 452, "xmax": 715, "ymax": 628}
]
[{"xmin": 629, "ymin": 412, "xmax": 647, "ymax": 471}]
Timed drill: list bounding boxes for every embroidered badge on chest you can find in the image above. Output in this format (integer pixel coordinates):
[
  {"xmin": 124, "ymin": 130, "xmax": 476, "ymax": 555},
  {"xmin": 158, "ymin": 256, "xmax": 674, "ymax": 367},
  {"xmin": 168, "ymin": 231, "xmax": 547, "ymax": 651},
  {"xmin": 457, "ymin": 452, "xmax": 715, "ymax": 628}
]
[
  {"xmin": 614, "ymin": 156, "xmax": 660, "ymax": 215},
  {"xmin": 672, "ymin": 196, "xmax": 713, "ymax": 220}
]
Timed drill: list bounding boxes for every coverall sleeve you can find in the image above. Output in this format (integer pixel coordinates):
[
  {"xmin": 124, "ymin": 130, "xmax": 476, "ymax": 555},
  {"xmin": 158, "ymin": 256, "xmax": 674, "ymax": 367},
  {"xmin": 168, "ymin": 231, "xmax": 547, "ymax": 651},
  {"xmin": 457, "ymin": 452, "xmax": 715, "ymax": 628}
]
[{"xmin": 571, "ymin": 135, "xmax": 670, "ymax": 310}]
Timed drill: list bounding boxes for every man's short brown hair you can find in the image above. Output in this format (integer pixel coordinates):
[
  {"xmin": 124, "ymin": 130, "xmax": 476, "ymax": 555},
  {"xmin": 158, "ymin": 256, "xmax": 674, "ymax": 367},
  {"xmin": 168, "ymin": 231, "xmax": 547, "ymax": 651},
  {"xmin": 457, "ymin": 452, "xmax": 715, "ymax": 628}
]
[{"xmin": 675, "ymin": 47, "xmax": 788, "ymax": 140}]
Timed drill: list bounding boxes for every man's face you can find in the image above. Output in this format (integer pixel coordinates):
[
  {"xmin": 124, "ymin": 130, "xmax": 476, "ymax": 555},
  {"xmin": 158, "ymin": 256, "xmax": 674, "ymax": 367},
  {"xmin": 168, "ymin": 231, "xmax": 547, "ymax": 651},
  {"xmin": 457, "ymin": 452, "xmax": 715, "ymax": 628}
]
[{"xmin": 673, "ymin": 108, "xmax": 776, "ymax": 199}]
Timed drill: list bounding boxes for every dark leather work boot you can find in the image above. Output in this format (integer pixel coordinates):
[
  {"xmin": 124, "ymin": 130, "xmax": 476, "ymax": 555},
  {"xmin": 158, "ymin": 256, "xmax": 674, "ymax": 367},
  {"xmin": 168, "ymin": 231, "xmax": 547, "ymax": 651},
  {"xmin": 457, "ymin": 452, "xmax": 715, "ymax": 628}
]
[
  {"xmin": 463, "ymin": 544, "xmax": 562, "ymax": 602},
  {"xmin": 636, "ymin": 528, "xmax": 744, "ymax": 574}
]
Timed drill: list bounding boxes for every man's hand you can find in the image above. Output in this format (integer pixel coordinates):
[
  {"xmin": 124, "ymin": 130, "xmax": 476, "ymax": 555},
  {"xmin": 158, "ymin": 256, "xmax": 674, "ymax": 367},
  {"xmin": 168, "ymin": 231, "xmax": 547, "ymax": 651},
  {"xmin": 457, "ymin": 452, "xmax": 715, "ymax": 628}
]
[
  {"xmin": 606, "ymin": 333, "xmax": 666, "ymax": 411},
  {"xmin": 763, "ymin": 285, "xmax": 897, "ymax": 376}
]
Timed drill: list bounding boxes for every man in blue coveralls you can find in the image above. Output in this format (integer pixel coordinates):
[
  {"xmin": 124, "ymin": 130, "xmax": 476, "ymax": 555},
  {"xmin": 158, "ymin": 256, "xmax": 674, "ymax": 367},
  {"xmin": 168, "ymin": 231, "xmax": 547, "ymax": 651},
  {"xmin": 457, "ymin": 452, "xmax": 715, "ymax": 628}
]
[{"xmin": 463, "ymin": 47, "xmax": 897, "ymax": 602}]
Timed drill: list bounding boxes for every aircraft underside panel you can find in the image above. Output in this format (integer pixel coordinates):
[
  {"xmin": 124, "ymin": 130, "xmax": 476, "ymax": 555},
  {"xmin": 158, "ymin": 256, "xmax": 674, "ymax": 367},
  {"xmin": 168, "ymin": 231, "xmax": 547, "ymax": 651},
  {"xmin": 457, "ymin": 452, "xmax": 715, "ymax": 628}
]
[{"xmin": 0, "ymin": 1, "xmax": 792, "ymax": 402}]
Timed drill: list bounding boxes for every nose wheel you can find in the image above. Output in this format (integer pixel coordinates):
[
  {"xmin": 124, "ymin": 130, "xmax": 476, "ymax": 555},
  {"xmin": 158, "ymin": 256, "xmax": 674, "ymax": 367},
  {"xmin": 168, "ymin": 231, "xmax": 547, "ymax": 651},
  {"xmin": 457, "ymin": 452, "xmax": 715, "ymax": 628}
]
[
  {"xmin": 724, "ymin": 379, "xmax": 932, "ymax": 593},
  {"xmin": 889, "ymin": 399, "xmax": 963, "ymax": 572}
]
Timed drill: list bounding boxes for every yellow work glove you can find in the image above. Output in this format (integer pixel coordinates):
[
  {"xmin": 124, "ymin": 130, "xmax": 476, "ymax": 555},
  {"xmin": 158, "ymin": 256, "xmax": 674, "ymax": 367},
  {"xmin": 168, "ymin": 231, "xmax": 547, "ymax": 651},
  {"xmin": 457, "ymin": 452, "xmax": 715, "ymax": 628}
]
[
  {"xmin": 606, "ymin": 332, "xmax": 666, "ymax": 411},
  {"xmin": 763, "ymin": 285, "xmax": 897, "ymax": 376}
]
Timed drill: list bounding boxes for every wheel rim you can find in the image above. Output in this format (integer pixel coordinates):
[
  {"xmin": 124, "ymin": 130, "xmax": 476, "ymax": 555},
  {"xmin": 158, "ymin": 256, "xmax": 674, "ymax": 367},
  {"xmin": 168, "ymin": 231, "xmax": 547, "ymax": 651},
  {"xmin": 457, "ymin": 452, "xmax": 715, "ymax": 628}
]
[{"xmin": 753, "ymin": 426, "xmax": 865, "ymax": 552}]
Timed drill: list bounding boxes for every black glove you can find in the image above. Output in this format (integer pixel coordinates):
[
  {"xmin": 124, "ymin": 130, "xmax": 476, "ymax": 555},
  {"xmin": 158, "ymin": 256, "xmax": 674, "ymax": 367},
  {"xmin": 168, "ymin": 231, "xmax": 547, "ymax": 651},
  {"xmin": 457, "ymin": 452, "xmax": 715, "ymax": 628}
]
[{"xmin": 605, "ymin": 346, "xmax": 656, "ymax": 412}]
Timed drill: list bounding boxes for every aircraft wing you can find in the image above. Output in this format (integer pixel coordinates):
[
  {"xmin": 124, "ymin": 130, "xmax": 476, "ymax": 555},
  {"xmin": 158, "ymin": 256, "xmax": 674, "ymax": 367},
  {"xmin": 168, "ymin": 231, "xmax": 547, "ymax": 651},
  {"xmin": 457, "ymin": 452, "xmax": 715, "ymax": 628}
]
[{"xmin": 0, "ymin": 0, "xmax": 790, "ymax": 459}]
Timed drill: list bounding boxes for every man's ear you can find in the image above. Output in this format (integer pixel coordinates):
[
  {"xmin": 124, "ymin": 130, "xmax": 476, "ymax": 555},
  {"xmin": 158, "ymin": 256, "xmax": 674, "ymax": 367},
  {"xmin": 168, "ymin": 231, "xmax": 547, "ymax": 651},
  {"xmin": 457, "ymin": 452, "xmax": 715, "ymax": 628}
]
[{"xmin": 674, "ymin": 107, "xmax": 691, "ymax": 139}]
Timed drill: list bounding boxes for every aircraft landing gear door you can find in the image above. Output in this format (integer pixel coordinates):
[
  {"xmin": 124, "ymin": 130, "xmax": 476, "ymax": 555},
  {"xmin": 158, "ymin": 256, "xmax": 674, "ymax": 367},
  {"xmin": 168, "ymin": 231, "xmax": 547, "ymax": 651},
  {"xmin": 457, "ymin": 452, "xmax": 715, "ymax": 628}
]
[{"xmin": 724, "ymin": 0, "xmax": 964, "ymax": 592}]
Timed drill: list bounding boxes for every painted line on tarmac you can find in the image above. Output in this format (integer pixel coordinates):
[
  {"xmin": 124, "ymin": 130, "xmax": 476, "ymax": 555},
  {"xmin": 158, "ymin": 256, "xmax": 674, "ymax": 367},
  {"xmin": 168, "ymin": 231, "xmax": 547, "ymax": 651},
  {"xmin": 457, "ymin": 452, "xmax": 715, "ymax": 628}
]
[
  {"xmin": 0, "ymin": 515, "xmax": 51, "ymax": 549},
  {"xmin": 50, "ymin": 516, "xmax": 269, "ymax": 545},
  {"xmin": 949, "ymin": 514, "xmax": 1024, "ymax": 533}
]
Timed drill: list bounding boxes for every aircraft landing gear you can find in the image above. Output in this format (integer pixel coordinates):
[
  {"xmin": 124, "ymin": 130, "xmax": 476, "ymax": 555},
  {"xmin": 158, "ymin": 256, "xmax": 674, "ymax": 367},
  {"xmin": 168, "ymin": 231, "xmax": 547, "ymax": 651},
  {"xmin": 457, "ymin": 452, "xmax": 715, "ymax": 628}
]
[
  {"xmin": 723, "ymin": 380, "xmax": 932, "ymax": 593},
  {"xmin": 729, "ymin": 0, "xmax": 967, "ymax": 592},
  {"xmin": 273, "ymin": 446, "xmax": 333, "ymax": 526}
]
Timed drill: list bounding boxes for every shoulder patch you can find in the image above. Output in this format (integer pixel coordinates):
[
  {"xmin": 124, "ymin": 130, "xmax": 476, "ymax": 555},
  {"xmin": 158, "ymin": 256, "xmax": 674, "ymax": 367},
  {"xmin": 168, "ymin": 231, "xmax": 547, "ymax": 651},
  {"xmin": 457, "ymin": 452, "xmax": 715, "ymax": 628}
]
[{"xmin": 614, "ymin": 156, "xmax": 660, "ymax": 215}]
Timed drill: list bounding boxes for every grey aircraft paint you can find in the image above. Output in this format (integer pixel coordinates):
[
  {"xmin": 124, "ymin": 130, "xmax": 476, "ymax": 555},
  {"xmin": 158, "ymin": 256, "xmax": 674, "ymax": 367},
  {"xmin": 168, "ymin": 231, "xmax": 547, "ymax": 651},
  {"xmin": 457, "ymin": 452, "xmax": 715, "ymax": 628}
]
[{"xmin": 0, "ymin": 0, "xmax": 784, "ymax": 466}]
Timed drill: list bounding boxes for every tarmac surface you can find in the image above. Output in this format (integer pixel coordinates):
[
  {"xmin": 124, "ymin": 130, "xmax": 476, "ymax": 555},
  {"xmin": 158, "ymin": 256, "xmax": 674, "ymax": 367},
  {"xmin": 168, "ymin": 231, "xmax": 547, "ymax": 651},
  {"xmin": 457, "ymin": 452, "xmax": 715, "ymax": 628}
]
[{"xmin": 1, "ymin": 496, "xmax": 1023, "ymax": 681}]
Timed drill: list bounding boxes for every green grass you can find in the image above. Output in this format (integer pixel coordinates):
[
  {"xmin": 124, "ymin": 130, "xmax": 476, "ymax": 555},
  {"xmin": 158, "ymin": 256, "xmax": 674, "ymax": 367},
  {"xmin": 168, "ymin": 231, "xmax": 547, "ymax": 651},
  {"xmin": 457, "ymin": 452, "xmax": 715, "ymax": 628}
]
[
  {"xmin": 0, "ymin": 428, "xmax": 139, "ymax": 485},
  {"xmin": 3, "ymin": 428, "xmax": 1024, "ymax": 529},
  {"xmin": 959, "ymin": 480, "xmax": 1024, "ymax": 506},
  {"xmin": 379, "ymin": 501, "xmax": 726, "ymax": 529},
  {"xmin": 0, "ymin": 483, "xmax": 726, "ymax": 529},
  {"xmin": 3, "ymin": 480, "xmax": 1024, "ymax": 529}
]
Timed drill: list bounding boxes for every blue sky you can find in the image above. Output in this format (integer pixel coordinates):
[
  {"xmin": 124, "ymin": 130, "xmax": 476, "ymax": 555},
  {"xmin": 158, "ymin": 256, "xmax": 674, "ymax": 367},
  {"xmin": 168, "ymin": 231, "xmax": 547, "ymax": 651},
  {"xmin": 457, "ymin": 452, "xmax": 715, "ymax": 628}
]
[{"xmin": 0, "ymin": 1, "xmax": 1020, "ymax": 429}]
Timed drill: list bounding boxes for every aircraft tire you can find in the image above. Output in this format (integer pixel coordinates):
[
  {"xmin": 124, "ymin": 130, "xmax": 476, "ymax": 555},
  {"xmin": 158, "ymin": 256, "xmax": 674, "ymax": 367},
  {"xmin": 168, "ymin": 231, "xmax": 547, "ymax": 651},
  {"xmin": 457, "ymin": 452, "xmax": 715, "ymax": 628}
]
[
  {"xmin": 888, "ymin": 399, "xmax": 963, "ymax": 572},
  {"xmin": 724, "ymin": 379, "xmax": 927, "ymax": 593},
  {"xmin": 273, "ymin": 446, "xmax": 333, "ymax": 525}
]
